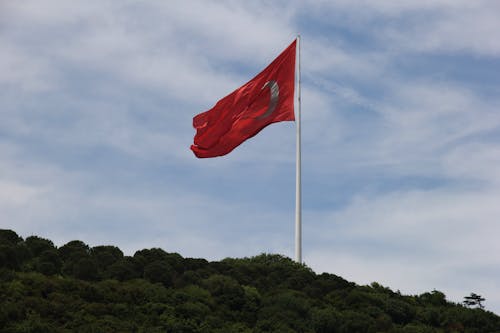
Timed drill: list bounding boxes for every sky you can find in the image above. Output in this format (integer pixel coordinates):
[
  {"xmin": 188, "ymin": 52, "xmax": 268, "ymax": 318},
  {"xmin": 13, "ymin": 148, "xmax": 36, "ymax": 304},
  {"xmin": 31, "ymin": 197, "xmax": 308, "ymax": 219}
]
[{"xmin": 1, "ymin": 0, "xmax": 500, "ymax": 314}]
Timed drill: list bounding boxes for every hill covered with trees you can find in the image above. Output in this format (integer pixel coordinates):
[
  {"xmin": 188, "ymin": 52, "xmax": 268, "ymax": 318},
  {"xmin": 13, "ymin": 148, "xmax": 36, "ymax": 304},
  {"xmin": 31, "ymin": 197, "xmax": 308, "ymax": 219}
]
[{"xmin": 1, "ymin": 229, "xmax": 499, "ymax": 332}]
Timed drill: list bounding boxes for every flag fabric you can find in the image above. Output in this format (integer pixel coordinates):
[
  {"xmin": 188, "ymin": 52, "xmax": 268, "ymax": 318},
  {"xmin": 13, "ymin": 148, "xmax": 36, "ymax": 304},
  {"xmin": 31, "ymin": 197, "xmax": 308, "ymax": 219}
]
[{"xmin": 191, "ymin": 40, "xmax": 296, "ymax": 158}]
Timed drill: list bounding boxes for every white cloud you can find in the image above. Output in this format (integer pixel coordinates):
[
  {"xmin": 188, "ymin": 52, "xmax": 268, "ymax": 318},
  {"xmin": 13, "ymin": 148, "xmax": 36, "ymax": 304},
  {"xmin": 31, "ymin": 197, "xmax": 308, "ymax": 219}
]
[
  {"xmin": 392, "ymin": 3, "xmax": 500, "ymax": 56},
  {"xmin": 0, "ymin": 43, "xmax": 55, "ymax": 92},
  {"xmin": 376, "ymin": 81, "xmax": 500, "ymax": 154},
  {"xmin": 301, "ymin": 0, "xmax": 500, "ymax": 56},
  {"xmin": 1, "ymin": 0, "xmax": 298, "ymax": 105},
  {"xmin": 444, "ymin": 143, "xmax": 500, "ymax": 185},
  {"xmin": 0, "ymin": 180, "xmax": 44, "ymax": 206},
  {"xmin": 306, "ymin": 186, "xmax": 500, "ymax": 311},
  {"xmin": 304, "ymin": 40, "xmax": 386, "ymax": 80},
  {"xmin": 2, "ymin": 0, "xmax": 500, "ymax": 315}
]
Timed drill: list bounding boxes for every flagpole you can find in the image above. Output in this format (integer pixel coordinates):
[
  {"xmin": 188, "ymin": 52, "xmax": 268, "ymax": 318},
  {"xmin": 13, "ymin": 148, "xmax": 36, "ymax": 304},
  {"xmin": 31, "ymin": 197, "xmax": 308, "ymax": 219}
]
[{"xmin": 295, "ymin": 35, "xmax": 302, "ymax": 263}]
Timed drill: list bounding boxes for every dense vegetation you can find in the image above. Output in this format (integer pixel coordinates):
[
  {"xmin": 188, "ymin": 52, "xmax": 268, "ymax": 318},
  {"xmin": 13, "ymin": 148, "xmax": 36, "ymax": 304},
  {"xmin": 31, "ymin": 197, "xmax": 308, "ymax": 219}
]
[{"xmin": 1, "ymin": 229, "xmax": 499, "ymax": 333}]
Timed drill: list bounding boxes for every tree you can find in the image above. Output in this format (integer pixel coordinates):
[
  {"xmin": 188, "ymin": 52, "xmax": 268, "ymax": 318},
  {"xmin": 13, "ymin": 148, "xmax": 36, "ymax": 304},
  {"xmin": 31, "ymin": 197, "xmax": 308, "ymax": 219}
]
[
  {"xmin": 0, "ymin": 229, "xmax": 22, "ymax": 245},
  {"xmin": 58, "ymin": 240, "xmax": 90, "ymax": 261},
  {"xmin": 59, "ymin": 240, "xmax": 91, "ymax": 276},
  {"xmin": 202, "ymin": 274, "xmax": 246, "ymax": 312},
  {"xmin": 0, "ymin": 243, "xmax": 30, "ymax": 270},
  {"xmin": 463, "ymin": 293, "xmax": 485, "ymax": 309},
  {"xmin": 73, "ymin": 258, "xmax": 99, "ymax": 281},
  {"xmin": 25, "ymin": 236, "xmax": 55, "ymax": 257},
  {"xmin": 419, "ymin": 290, "xmax": 447, "ymax": 306},
  {"xmin": 143, "ymin": 260, "xmax": 175, "ymax": 286},
  {"xmin": 91, "ymin": 245, "xmax": 123, "ymax": 273},
  {"xmin": 35, "ymin": 249, "xmax": 62, "ymax": 275},
  {"xmin": 106, "ymin": 257, "xmax": 140, "ymax": 281},
  {"xmin": 311, "ymin": 307, "xmax": 340, "ymax": 333},
  {"xmin": 3, "ymin": 229, "xmax": 500, "ymax": 332}
]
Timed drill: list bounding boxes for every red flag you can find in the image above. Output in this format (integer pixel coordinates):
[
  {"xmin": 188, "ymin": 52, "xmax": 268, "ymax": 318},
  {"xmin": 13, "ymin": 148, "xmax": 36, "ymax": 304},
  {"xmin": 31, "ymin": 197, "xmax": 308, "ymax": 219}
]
[{"xmin": 191, "ymin": 40, "xmax": 296, "ymax": 158}]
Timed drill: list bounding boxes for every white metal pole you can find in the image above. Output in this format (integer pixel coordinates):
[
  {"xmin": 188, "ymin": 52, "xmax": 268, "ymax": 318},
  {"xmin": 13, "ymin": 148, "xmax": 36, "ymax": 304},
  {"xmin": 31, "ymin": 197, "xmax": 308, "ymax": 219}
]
[{"xmin": 295, "ymin": 35, "xmax": 302, "ymax": 263}]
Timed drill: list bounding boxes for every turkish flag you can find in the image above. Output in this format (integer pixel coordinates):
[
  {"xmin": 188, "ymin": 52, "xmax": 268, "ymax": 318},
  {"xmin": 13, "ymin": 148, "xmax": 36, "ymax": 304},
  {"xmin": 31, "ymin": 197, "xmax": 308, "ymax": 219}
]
[{"xmin": 191, "ymin": 40, "xmax": 296, "ymax": 158}]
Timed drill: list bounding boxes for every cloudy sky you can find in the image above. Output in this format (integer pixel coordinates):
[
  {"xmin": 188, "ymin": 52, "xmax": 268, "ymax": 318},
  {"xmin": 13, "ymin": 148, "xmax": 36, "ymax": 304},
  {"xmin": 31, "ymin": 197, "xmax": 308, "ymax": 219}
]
[{"xmin": 2, "ymin": 0, "xmax": 500, "ymax": 313}]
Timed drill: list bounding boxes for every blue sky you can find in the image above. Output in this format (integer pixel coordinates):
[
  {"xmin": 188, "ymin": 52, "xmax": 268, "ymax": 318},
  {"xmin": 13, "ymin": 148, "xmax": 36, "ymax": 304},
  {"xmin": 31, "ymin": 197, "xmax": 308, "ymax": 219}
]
[{"xmin": 2, "ymin": 1, "xmax": 500, "ymax": 313}]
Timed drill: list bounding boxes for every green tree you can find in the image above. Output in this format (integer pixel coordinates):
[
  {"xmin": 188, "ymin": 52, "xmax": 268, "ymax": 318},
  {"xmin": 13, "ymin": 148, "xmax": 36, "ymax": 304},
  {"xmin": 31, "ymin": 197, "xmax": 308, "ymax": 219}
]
[
  {"xmin": 203, "ymin": 274, "xmax": 245, "ymax": 312},
  {"xmin": 311, "ymin": 307, "xmax": 341, "ymax": 333},
  {"xmin": 134, "ymin": 248, "xmax": 169, "ymax": 264},
  {"xmin": 0, "ymin": 229, "xmax": 22, "ymax": 245},
  {"xmin": 385, "ymin": 298, "xmax": 416, "ymax": 324},
  {"xmin": 106, "ymin": 257, "xmax": 140, "ymax": 281},
  {"xmin": 419, "ymin": 290, "xmax": 447, "ymax": 306},
  {"xmin": 58, "ymin": 240, "xmax": 90, "ymax": 261},
  {"xmin": 73, "ymin": 258, "xmax": 99, "ymax": 281},
  {"xmin": 463, "ymin": 292, "xmax": 485, "ymax": 309},
  {"xmin": 0, "ymin": 245, "xmax": 20, "ymax": 270},
  {"xmin": 338, "ymin": 310, "xmax": 376, "ymax": 333},
  {"xmin": 25, "ymin": 236, "xmax": 55, "ymax": 257},
  {"xmin": 3, "ymin": 230, "xmax": 500, "ymax": 332},
  {"xmin": 143, "ymin": 260, "xmax": 175, "ymax": 286},
  {"xmin": 59, "ymin": 240, "xmax": 91, "ymax": 277},
  {"xmin": 89, "ymin": 245, "xmax": 124, "ymax": 280},
  {"xmin": 34, "ymin": 249, "xmax": 61, "ymax": 275}
]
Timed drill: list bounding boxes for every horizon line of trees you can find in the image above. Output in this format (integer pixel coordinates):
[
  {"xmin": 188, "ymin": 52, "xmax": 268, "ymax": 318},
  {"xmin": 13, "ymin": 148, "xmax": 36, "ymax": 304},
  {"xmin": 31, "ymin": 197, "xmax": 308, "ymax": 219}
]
[{"xmin": 1, "ymin": 228, "xmax": 499, "ymax": 333}]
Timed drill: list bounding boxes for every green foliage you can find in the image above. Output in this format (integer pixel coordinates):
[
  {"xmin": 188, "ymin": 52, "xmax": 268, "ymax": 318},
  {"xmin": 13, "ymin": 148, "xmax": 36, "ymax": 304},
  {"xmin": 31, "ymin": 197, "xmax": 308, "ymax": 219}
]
[
  {"xmin": 25, "ymin": 236, "xmax": 56, "ymax": 257},
  {"xmin": 463, "ymin": 292, "xmax": 485, "ymax": 309},
  {"xmin": 144, "ymin": 260, "xmax": 175, "ymax": 286},
  {"xmin": 73, "ymin": 257, "xmax": 99, "ymax": 281},
  {"xmin": 34, "ymin": 250, "xmax": 62, "ymax": 275},
  {"xmin": 0, "ymin": 229, "xmax": 23, "ymax": 245},
  {"xmin": 311, "ymin": 307, "xmax": 341, "ymax": 333},
  {"xmin": 105, "ymin": 257, "xmax": 140, "ymax": 281},
  {"xmin": 58, "ymin": 240, "xmax": 90, "ymax": 261},
  {"xmin": 419, "ymin": 290, "xmax": 448, "ymax": 306},
  {"xmin": 0, "ymin": 230, "xmax": 31, "ymax": 271},
  {"xmin": 0, "ymin": 245, "xmax": 21, "ymax": 270},
  {"xmin": 90, "ymin": 245, "xmax": 123, "ymax": 271},
  {"xmin": 1, "ymin": 229, "xmax": 499, "ymax": 332}
]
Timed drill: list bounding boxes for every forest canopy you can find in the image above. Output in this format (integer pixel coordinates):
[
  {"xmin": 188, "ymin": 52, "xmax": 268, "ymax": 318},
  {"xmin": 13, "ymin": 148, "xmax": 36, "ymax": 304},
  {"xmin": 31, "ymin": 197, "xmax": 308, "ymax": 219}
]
[{"xmin": 1, "ymin": 229, "xmax": 499, "ymax": 333}]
